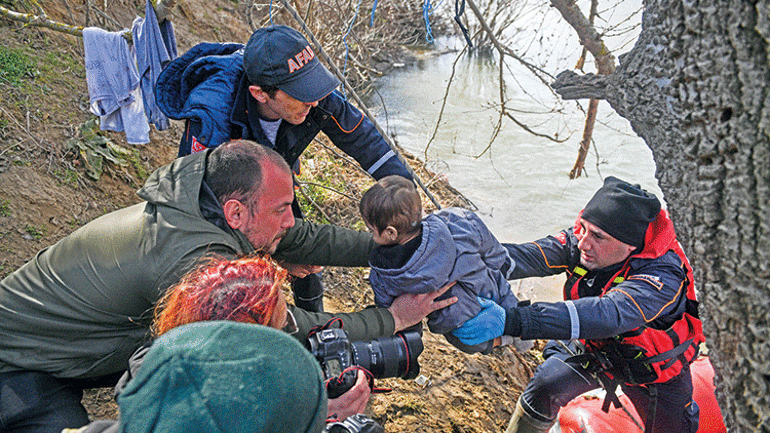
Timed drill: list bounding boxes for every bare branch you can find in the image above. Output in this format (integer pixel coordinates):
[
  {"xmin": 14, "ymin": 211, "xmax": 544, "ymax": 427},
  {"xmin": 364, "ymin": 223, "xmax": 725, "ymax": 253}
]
[
  {"xmin": 551, "ymin": 70, "xmax": 609, "ymax": 100},
  {"xmin": 0, "ymin": 107, "xmax": 42, "ymax": 149},
  {"xmin": 294, "ymin": 175, "xmax": 335, "ymax": 223},
  {"xmin": 312, "ymin": 138, "xmax": 371, "ymax": 178},
  {"xmin": 549, "ymin": 0, "xmax": 618, "ymax": 179},
  {"xmin": 502, "ymin": 110, "xmax": 569, "ymax": 142},
  {"xmin": 0, "ymin": 4, "xmax": 131, "ymax": 40},
  {"xmin": 569, "ymin": 98, "xmax": 599, "ymax": 178},
  {"xmin": 425, "ymin": 45, "xmax": 468, "ymax": 161},
  {"xmin": 550, "ymin": 0, "xmax": 615, "ymax": 75},
  {"xmin": 0, "ymin": 5, "xmax": 85, "ymax": 37},
  {"xmin": 299, "ymin": 180, "xmax": 359, "ymax": 202},
  {"xmin": 464, "ymin": 0, "xmax": 555, "ymax": 85},
  {"xmin": 575, "ymin": 0, "xmax": 598, "ymax": 71},
  {"xmin": 155, "ymin": 0, "xmax": 180, "ymax": 23}
]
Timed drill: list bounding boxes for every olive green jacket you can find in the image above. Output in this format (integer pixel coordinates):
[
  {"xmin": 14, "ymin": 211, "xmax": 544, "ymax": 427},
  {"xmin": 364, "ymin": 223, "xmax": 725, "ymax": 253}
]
[{"xmin": 0, "ymin": 150, "xmax": 392, "ymax": 379}]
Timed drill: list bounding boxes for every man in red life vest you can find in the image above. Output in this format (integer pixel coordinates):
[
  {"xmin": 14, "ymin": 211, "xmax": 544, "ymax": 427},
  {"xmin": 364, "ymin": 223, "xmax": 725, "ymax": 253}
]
[{"xmin": 453, "ymin": 176, "xmax": 704, "ymax": 433}]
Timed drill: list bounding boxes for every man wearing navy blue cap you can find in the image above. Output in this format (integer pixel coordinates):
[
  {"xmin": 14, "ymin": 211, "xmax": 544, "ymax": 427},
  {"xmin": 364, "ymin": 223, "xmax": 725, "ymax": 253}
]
[
  {"xmin": 242, "ymin": 26, "xmax": 341, "ymax": 123},
  {"xmin": 157, "ymin": 25, "xmax": 413, "ymax": 312}
]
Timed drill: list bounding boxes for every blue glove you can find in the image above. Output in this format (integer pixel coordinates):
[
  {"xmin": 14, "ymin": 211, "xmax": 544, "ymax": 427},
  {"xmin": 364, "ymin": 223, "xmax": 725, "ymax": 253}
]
[{"xmin": 451, "ymin": 297, "xmax": 505, "ymax": 346}]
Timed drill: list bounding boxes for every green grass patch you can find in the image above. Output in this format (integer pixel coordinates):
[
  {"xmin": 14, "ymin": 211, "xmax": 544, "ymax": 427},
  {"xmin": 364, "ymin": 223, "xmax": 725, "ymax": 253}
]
[
  {"xmin": 128, "ymin": 150, "xmax": 149, "ymax": 182},
  {"xmin": 0, "ymin": 46, "xmax": 37, "ymax": 86},
  {"xmin": 24, "ymin": 224, "xmax": 47, "ymax": 241},
  {"xmin": 39, "ymin": 50, "xmax": 80, "ymax": 76},
  {"xmin": 54, "ymin": 168, "xmax": 79, "ymax": 186},
  {"xmin": 0, "ymin": 199, "xmax": 10, "ymax": 217}
]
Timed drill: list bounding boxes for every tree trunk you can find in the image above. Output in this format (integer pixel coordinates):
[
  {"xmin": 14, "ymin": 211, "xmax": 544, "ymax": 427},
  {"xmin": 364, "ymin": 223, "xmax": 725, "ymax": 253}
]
[{"xmin": 598, "ymin": 0, "xmax": 770, "ymax": 430}]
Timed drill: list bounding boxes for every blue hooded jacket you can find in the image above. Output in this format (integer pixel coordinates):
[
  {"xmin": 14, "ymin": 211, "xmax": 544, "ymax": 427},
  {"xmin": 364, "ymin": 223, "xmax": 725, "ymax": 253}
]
[
  {"xmin": 155, "ymin": 42, "xmax": 245, "ymax": 150},
  {"xmin": 368, "ymin": 208, "xmax": 519, "ymax": 335},
  {"xmin": 155, "ymin": 42, "xmax": 411, "ymax": 180}
]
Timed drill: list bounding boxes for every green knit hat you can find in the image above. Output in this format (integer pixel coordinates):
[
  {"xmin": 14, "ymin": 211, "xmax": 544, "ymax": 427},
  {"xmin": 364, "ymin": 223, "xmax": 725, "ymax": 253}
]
[{"xmin": 117, "ymin": 321, "xmax": 327, "ymax": 433}]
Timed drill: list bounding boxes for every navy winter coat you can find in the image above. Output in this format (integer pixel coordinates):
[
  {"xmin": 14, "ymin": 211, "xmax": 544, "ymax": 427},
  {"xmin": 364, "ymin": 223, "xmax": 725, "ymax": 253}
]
[{"xmin": 155, "ymin": 42, "xmax": 411, "ymax": 180}]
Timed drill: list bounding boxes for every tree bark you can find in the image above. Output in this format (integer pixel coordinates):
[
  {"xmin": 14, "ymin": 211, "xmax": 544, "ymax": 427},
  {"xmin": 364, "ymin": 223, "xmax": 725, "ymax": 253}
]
[{"xmin": 570, "ymin": 0, "xmax": 770, "ymax": 430}]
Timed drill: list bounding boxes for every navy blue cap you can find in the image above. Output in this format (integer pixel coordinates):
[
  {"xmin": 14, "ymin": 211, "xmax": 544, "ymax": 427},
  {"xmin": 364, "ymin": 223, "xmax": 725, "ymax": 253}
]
[{"xmin": 243, "ymin": 25, "xmax": 340, "ymax": 103}]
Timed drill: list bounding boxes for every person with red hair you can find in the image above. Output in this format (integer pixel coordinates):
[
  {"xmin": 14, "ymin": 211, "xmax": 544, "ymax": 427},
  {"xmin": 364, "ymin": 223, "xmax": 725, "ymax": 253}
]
[
  {"xmin": 144, "ymin": 256, "xmax": 369, "ymax": 422},
  {"xmin": 153, "ymin": 256, "xmax": 291, "ymax": 336},
  {"xmin": 0, "ymin": 140, "xmax": 453, "ymax": 432}
]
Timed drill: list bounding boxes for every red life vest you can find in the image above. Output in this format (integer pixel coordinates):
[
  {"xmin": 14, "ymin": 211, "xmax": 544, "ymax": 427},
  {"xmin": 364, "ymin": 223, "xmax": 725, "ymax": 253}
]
[{"xmin": 565, "ymin": 209, "xmax": 705, "ymax": 384}]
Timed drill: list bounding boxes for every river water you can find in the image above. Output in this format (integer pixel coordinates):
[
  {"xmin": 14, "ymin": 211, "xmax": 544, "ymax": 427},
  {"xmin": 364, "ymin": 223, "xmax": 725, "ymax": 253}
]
[{"xmin": 368, "ymin": 15, "xmax": 658, "ymax": 300}]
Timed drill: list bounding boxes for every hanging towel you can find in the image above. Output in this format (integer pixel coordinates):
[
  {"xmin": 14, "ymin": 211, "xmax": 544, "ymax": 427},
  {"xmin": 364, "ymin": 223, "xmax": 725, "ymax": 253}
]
[
  {"xmin": 160, "ymin": 17, "xmax": 178, "ymax": 61},
  {"xmin": 131, "ymin": 0, "xmax": 178, "ymax": 130},
  {"xmin": 83, "ymin": 27, "xmax": 150, "ymax": 144}
]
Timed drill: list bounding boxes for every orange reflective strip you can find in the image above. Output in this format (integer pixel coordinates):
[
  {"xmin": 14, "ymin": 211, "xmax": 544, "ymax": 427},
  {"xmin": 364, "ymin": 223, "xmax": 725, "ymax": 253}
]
[
  {"xmin": 532, "ymin": 241, "xmax": 569, "ymax": 270},
  {"xmin": 330, "ymin": 113, "xmax": 364, "ymax": 134},
  {"xmin": 611, "ymin": 280, "xmax": 684, "ymax": 323}
]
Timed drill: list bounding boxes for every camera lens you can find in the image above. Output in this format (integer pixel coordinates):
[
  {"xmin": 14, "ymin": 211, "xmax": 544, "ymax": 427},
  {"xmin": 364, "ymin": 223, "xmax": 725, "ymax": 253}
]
[{"xmin": 350, "ymin": 330, "xmax": 423, "ymax": 379}]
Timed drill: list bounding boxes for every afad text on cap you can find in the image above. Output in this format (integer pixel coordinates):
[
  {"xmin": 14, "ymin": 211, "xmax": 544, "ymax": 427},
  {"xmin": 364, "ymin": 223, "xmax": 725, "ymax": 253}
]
[{"xmin": 288, "ymin": 45, "xmax": 315, "ymax": 74}]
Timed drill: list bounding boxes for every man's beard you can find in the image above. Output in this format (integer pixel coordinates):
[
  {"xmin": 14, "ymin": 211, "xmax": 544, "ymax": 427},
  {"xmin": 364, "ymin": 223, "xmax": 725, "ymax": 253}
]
[{"xmin": 256, "ymin": 228, "xmax": 289, "ymax": 255}]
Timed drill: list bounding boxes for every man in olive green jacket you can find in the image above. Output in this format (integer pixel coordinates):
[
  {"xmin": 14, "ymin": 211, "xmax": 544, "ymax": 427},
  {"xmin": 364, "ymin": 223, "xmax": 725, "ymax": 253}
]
[{"xmin": 0, "ymin": 140, "xmax": 454, "ymax": 432}]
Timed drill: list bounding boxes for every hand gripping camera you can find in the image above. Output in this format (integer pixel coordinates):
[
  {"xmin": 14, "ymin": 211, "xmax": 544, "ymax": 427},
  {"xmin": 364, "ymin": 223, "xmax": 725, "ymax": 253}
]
[{"xmin": 308, "ymin": 327, "xmax": 423, "ymax": 398}]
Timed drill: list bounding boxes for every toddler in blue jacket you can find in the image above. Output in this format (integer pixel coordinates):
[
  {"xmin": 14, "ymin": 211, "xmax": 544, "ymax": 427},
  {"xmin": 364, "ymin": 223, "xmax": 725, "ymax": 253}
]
[{"xmin": 359, "ymin": 176, "xmax": 532, "ymax": 354}]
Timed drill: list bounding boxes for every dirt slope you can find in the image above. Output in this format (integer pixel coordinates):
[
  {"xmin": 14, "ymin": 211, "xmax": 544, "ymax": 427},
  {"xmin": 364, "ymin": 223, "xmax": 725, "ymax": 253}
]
[{"xmin": 0, "ymin": 1, "xmax": 539, "ymax": 431}]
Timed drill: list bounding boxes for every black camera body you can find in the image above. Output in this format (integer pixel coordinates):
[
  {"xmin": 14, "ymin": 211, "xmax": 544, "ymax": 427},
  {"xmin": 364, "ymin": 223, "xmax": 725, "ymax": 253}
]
[
  {"xmin": 324, "ymin": 414, "xmax": 384, "ymax": 433},
  {"xmin": 309, "ymin": 328, "xmax": 423, "ymax": 397}
]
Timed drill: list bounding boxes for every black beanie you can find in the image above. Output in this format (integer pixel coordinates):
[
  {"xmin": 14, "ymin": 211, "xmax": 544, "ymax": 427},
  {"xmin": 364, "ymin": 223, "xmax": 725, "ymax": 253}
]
[{"xmin": 581, "ymin": 176, "xmax": 661, "ymax": 248}]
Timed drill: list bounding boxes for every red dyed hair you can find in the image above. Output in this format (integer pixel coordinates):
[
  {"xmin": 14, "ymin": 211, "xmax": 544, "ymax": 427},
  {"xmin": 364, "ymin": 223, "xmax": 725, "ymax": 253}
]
[{"xmin": 153, "ymin": 256, "xmax": 288, "ymax": 336}]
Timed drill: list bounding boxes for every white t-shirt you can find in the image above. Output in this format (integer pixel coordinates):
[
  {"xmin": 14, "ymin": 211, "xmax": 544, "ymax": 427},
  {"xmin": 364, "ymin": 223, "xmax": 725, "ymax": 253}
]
[{"xmin": 259, "ymin": 118, "xmax": 282, "ymax": 145}]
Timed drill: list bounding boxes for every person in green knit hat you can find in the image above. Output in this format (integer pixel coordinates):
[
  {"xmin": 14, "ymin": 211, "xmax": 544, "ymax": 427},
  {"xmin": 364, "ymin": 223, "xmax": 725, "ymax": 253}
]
[{"xmin": 65, "ymin": 321, "xmax": 327, "ymax": 433}]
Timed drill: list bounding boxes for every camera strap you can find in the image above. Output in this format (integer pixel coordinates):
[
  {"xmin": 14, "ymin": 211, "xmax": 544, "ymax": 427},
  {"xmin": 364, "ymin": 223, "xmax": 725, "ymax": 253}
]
[
  {"xmin": 326, "ymin": 365, "xmax": 390, "ymax": 397},
  {"xmin": 308, "ymin": 317, "xmax": 345, "ymax": 338}
]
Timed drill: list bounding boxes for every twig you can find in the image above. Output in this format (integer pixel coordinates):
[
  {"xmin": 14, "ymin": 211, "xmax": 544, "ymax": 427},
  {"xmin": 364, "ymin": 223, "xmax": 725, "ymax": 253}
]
[
  {"xmin": 0, "ymin": 107, "xmax": 41, "ymax": 148},
  {"xmin": 425, "ymin": 45, "xmax": 468, "ymax": 160},
  {"xmin": 569, "ymin": 98, "xmax": 599, "ymax": 178},
  {"xmin": 575, "ymin": 0, "xmax": 598, "ymax": 71},
  {"xmin": 87, "ymin": 5, "xmax": 124, "ymax": 31},
  {"xmin": 85, "ymin": 0, "xmax": 91, "ymax": 26},
  {"xmin": 550, "ymin": 0, "xmax": 615, "ymax": 179},
  {"xmin": 551, "ymin": 0, "xmax": 616, "ymax": 75},
  {"xmin": 312, "ymin": 138, "xmax": 371, "ymax": 178},
  {"xmin": 503, "ymin": 111, "xmax": 568, "ymax": 142},
  {"xmin": 463, "ymin": 0, "xmax": 554, "ymax": 85},
  {"xmin": 0, "ymin": 141, "xmax": 20, "ymax": 158},
  {"xmin": 62, "ymin": 0, "xmax": 76, "ymax": 25},
  {"xmin": 294, "ymin": 174, "xmax": 335, "ymax": 223},
  {"xmin": 298, "ymin": 180, "xmax": 359, "ymax": 202}
]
